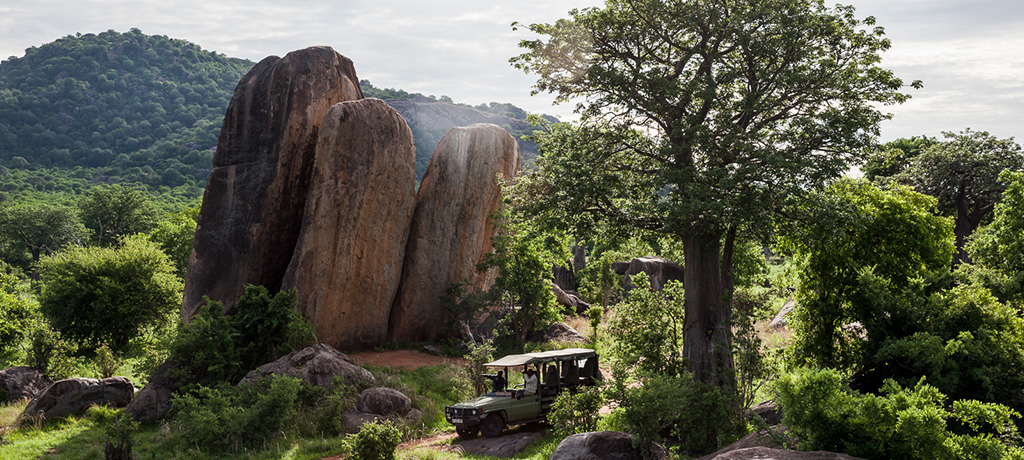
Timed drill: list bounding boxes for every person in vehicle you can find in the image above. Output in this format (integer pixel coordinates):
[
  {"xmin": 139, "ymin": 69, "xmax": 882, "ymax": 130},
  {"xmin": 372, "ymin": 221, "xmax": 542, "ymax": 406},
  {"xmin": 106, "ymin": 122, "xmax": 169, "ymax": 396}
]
[
  {"xmin": 483, "ymin": 370, "xmax": 506, "ymax": 393},
  {"xmin": 522, "ymin": 368, "xmax": 539, "ymax": 396}
]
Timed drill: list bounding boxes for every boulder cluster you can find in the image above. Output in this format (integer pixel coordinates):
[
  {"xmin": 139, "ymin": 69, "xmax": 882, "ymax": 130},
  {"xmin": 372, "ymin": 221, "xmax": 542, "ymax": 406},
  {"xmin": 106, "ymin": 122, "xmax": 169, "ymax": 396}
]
[{"xmin": 181, "ymin": 46, "xmax": 521, "ymax": 350}]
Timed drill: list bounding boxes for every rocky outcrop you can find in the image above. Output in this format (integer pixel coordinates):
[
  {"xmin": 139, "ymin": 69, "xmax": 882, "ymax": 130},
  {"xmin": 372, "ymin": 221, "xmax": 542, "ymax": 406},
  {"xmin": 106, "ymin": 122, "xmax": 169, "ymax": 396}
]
[
  {"xmin": 357, "ymin": 387, "xmax": 412, "ymax": 416},
  {"xmin": 22, "ymin": 377, "xmax": 133, "ymax": 420},
  {"xmin": 280, "ymin": 98, "xmax": 416, "ymax": 349},
  {"xmin": 0, "ymin": 366, "xmax": 53, "ymax": 402},
  {"xmin": 240, "ymin": 343, "xmax": 375, "ymax": 388},
  {"xmin": 342, "ymin": 386, "xmax": 422, "ymax": 433},
  {"xmin": 550, "ymin": 431, "xmax": 669, "ymax": 460},
  {"xmin": 528, "ymin": 322, "xmax": 589, "ymax": 345},
  {"xmin": 182, "ymin": 46, "xmax": 363, "ymax": 320},
  {"xmin": 125, "ymin": 361, "xmax": 175, "ymax": 422},
  {"xmin": 389, "ymin": 123, "xmax": 521, "ymax": 342},
  {"xmin": 552, "ymin": 282, "xmax": 591, "ymax": 314},
  {"xmin": 769, "ymin": 297, "xmax": 796, "ymax": 330},
  {"xmin": 452, "ymin": 432, "xmax": 542, "ymax": 457},
  {"xmin": 611, "ymin": 256, "xmax": 685, "ymax": 291}
]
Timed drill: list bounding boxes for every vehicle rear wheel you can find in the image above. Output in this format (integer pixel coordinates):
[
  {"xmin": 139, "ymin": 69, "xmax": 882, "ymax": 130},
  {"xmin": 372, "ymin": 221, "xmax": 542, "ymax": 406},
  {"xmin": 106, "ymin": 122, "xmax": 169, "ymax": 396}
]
[
  {"xmin": 480, "ymin": 414, "xmax": 505, "ymax": 438},
  {"xmin": 456, "ymin": 425, "xmax": 479, "ymax": 439}
]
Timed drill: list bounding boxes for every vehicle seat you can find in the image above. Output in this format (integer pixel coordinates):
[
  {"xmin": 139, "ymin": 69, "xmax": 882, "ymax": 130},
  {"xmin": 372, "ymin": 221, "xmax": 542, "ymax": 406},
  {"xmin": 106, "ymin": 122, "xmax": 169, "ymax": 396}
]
[
  {"xmin": 580, "ymin": 357, "xmax": 597, "ymax": 384},
  {"xmin": 542, "ymin": 364, "xmax": 559, "ymax": 395}
]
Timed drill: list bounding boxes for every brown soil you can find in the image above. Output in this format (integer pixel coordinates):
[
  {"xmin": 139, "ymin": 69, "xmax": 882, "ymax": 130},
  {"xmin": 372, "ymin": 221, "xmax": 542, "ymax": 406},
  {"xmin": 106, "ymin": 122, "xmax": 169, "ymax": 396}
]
[{"xmin": 348, "ymin": 349, "xmax": 466, "ymax": 371}]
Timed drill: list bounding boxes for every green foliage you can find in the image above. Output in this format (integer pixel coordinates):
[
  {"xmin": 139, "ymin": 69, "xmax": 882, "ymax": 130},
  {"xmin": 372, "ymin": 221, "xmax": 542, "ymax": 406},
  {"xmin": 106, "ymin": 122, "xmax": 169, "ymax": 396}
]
[
  {"xmin": 165, "ymin": 300, "xmax": 240, "ymax": 387},
  {"xmin": 465, "ymin": 340, "xmax": 496, "ymax": 396},
  {"xmin": 0, "ymin": 29, "xmax": 252, "ymax": 185},
  {"xmin": 863, "ymin": 135, "xmax": 939, "ymax": 182},
  {"xmin": 146, "ymin": 206, "xmax": 198, "ymax": 278},
  {"xmin": 171, "ymin": 376, "xmax": 301, "ymax": 454},
  {"xmin": 103, "ymin": 412, "xmax": 137, "ymax": 460},
  {"xmin": 965, "ymin": 170, "xmax": 1024, "ymax": 303},
  {"xmin": 606, "ymin": 275, "xmax": 686, "ymax": 379},
  {"xmin": 27, "ymin": 323, "xmax": 83, "ymax": 380},
  {"xmin": 0, "ymin": 291, "xmax": 37, "ymax": 360},
  {"xmin": 352, "ymin": 420, "xmax": 402, "ymax": 460},
  {"xmin": 94, "ymin": 343, "xmax": 119, "ymax": 379},
  {"xmin": 774, "ymin": 368, "xmax": 1024, "ymax": 460},
  {"xmin": 549, "ymin": 385, "xmax": 602, "ymax": 438},
  {"xmin": 606, "ymin": 375, "xmax": 739, "ymax": 456},
  {"xmin": 232, "ymin": 285, "xmax": 317, "ymax": 372},
  {"xmin": 37, "ymin": 234, "xmax": 182, "ymax": 354},
  {"xmin": 166, "ymin": 285, "xmax": 316, "ymax": 387},
  {"xmin": 79, "ymin": 184, "xmax": 158, "ymax": 247},
  {"xmin": 0, "ymin": 197, "xmax": 86, "ymax": 268},
  {"xmin": 476, "ymin": 214, "xmax": 560, "ymax": 344},
  {"xmin": 893, "ymin": 130, "xmax": 1024, "ymax": 263},
  {"xmin": 511, "ymin": 0, "xmax": 911, "ymax": 385},
  {"xmin": 785, "ymin": 179, "xmax": 954, "ymax": 369}
]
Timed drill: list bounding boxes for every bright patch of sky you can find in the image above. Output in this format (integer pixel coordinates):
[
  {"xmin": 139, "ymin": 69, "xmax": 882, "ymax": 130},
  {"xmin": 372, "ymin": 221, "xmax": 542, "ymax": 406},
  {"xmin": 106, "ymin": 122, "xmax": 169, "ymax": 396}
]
[{"xmin": 1, "ymin": 0, "xmax": 1021, "ymax": 143}]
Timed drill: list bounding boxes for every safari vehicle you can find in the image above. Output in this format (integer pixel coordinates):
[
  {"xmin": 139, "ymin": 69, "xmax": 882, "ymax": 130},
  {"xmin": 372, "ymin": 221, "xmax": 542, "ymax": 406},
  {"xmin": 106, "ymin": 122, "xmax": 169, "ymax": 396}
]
[{"xmin": 445, "ymin": 348, "xmax": 601, "ymax": 438}]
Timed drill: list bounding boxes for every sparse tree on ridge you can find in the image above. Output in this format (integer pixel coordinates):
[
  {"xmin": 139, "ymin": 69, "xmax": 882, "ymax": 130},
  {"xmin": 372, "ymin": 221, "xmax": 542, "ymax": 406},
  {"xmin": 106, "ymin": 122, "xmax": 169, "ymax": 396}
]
[{"xmin": 511, "ymin": 0, "xmax": 916, "ymax": 385}]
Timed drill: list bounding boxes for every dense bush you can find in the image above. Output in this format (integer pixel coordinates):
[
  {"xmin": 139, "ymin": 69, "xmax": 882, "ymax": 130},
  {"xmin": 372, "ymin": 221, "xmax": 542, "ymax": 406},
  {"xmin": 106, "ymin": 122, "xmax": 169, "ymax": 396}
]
[
  {"xmin": 172, "ymin": 376, "xmax": 301, "ymax": 453},
  {"xmin": 549, "ymin": 385, "xmax": 602, "ymax": 438},
  {"xmin": 37, "ymin": 234, "xmax": 182, "ymax": 354},
  {"xmin": 0, "ymin": 290, "xmax": 36, "ymax": 359},
  {"xmin": 775, "ymin": 368, "xmax": 1024, "ymax": 460},
  {"xmin": 166, "ymin": 285, "xmax": 316, "ymax": 387},
  {"xmin": 352, "ymin": 420, "xmax": 402, "ymax": 460},
  {"xmin": 605, "ymin": 374, "xmax": 740, "ymax": 456}
]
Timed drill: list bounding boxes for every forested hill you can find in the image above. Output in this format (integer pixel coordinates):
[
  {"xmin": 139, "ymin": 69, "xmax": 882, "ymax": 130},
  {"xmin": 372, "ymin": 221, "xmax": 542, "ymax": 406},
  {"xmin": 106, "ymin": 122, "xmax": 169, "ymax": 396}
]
[
  {"xmin": 0, "ymin": 30, "xmax": 547, "ymax": 202},
  {"xmin": 0, "ymin": 29, "xmax": 253, "ymax": 198}
]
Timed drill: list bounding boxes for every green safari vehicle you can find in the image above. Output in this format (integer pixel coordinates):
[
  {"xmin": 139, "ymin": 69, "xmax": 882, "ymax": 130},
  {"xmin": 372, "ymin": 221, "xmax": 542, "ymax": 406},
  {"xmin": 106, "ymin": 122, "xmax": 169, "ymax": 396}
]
[{"xmin": 445, "ymin": 348, "xmax": 601, "ymax": 438}]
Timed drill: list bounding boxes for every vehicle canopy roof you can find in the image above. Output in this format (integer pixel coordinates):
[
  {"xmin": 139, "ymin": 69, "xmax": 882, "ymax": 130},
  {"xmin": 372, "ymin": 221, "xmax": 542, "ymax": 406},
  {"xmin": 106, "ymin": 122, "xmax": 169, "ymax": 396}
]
[{"xmin": 484, "ymin": 348, "xmax": 597, "ymax": 368}]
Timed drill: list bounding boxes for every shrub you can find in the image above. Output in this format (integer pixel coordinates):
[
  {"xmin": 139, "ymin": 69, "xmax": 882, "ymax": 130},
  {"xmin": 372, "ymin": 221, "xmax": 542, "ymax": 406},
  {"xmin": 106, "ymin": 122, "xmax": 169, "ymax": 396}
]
[
  {"xmin": 775, "ymin": 367, "xmax": 1024, "ymax": 460},
  {"xmin": 607, "ymin": 375, "xmax": 740, "ymax": 456},
  {"xmin": 549, "ymin": 385, "xmax": 602, "ymax": 437},
  {"xmin": 27, "ymin": 322, "xmax": 82, "ymax": 380},
  {"xmin": 353, "ymin": 420, "xmax": 402, "ymax": 460},
  {"xmin": 171, "ymin": 376, "xmax": 301, "ymax": 453},
  {"xmin": 166, "ymin": 285, "xmax": 316, "ymax": 387},
  {"xmin": 0, "ymin": 291, "xmax": 36, "ymax": 360},
  {"xmin": 37, "ymin": 234, "xmax": 181, "ymax": 354},
  {"xmin": 94, "ymin": 343, "xmax": 119, "ymax": 378}
]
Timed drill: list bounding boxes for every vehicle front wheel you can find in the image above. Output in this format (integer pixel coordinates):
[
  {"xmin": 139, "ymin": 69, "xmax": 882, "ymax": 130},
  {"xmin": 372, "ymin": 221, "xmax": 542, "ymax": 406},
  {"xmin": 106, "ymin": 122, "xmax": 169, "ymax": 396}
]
[
  {"xmin": 480, "ymin": 414, "xmax": 505, "ymax": 438},
  {"xmin": 456, "ymin": 425, "xmax": 479, "ymax": 439}
]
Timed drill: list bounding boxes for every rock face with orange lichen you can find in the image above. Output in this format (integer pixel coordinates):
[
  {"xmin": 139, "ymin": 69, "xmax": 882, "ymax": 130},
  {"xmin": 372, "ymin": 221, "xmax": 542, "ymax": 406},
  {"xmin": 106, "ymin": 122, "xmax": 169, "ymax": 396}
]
[
  {"xmin": 389, "ymin": 124, "xmax": 521, "ymax": 343},
  {"xmin": 182, "ymin": 46, "xmax": 363, "ymax": 321},
  {"xmin": 281, "ymin": 98, "xmax": 416, "ymax": 350},
  {"xmin": 182, "ymin": 47, "xmax": 520, "ymax": 351}
]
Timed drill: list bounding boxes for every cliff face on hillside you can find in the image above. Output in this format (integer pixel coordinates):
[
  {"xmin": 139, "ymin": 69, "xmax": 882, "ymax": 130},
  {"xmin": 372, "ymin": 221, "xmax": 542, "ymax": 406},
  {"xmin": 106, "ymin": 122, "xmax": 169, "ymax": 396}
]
[{"xmin": 383, "ymin": 100, "xmax": 540, "ymax": 180}]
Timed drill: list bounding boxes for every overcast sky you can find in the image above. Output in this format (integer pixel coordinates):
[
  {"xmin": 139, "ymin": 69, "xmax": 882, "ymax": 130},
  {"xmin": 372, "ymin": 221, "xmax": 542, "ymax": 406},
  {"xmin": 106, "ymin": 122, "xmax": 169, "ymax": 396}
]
[{"xmin": 1, "ymin": 0, "xmax": 1021, "ymax": 143}]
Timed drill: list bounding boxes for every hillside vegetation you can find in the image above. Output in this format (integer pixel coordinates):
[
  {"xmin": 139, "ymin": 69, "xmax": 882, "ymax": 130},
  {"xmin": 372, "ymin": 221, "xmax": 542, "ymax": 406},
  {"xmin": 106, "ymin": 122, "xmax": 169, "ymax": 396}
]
[{"xmin": 0, "ymin": 30, "xmax": 545, "ymax": 203}]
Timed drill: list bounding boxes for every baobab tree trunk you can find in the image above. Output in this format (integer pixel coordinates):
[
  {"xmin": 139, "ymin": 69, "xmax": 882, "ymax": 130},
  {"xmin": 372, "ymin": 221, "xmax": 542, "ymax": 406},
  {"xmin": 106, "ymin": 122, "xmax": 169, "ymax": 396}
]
[{"xmin": 682, "ymin": 230, "xmax": 735, "ymax": 386}]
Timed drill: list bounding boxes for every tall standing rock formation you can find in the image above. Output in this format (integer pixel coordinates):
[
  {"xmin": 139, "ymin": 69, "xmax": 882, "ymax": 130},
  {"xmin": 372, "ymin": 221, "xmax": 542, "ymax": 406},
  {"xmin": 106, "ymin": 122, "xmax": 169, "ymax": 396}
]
[
  {"xmin": 282, "ymin": 98, "xmax": 416, "ymax": 349},
  {"xmin": 389, "ymin": 124, "xmax": 521, "ymax": 342},
  {"xmin": 182, "ymin": 46, "xmax": 363, "ymax": 320}
]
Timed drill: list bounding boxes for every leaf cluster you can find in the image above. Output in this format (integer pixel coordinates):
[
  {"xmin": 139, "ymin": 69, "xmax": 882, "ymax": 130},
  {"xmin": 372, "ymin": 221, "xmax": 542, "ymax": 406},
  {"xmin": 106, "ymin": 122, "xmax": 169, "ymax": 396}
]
[{"xmin": 775, "ymin": 368, "xmax": 1024, "ymax": 460}]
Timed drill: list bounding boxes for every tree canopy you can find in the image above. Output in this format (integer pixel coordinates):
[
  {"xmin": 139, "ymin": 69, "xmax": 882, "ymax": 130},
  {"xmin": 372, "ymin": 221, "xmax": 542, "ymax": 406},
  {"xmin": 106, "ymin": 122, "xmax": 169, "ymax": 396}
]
[{"xmin": 511, "ymin": 0, "xmax": 914, "ymax": 383}]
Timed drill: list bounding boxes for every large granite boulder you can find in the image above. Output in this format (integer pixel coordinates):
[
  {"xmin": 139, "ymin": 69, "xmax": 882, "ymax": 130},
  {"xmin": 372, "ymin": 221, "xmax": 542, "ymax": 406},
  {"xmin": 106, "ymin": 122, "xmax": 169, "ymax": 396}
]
[
  {"xmin": 389, "ymin": 123, "xmax": 521, "ymax": 342},
  {"xmin": 125, "ymin": 361, "xmax": 175, "ymax": 422},
  {"xmin": 0, "ymin": 366, "xmax": 53, "ymax": 402},
  {"xmin": 280, "ymin": 98, "xmax": 416, "ymax": 349},
  {"xmin": 240, "ymin": 343, "xmax": 375, "ymax": 388},
  {"xmin": 550, "ymin": 431, "xmax": 669, "ymax": 460},
  {"xmin": 357, "ymin": 387, "xmax": 412, "ymax": 416},
  {"xmin": 22, "ymin": 377, "xmax": 134, "ymax": 420},
  {"xmin": 182, "ymin": 46, "xmax": 363, "ymax": 320},
  {"xmin": 611, "ymin": 256, "xmax": 685, "ymax": 291},
  {"xmin": 552, "ymin": 282, "xmax": 592, "ymax": 314},
  {"xmin": 453, "ymin": 432, "xmax": 543, "ymax": 457}
]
